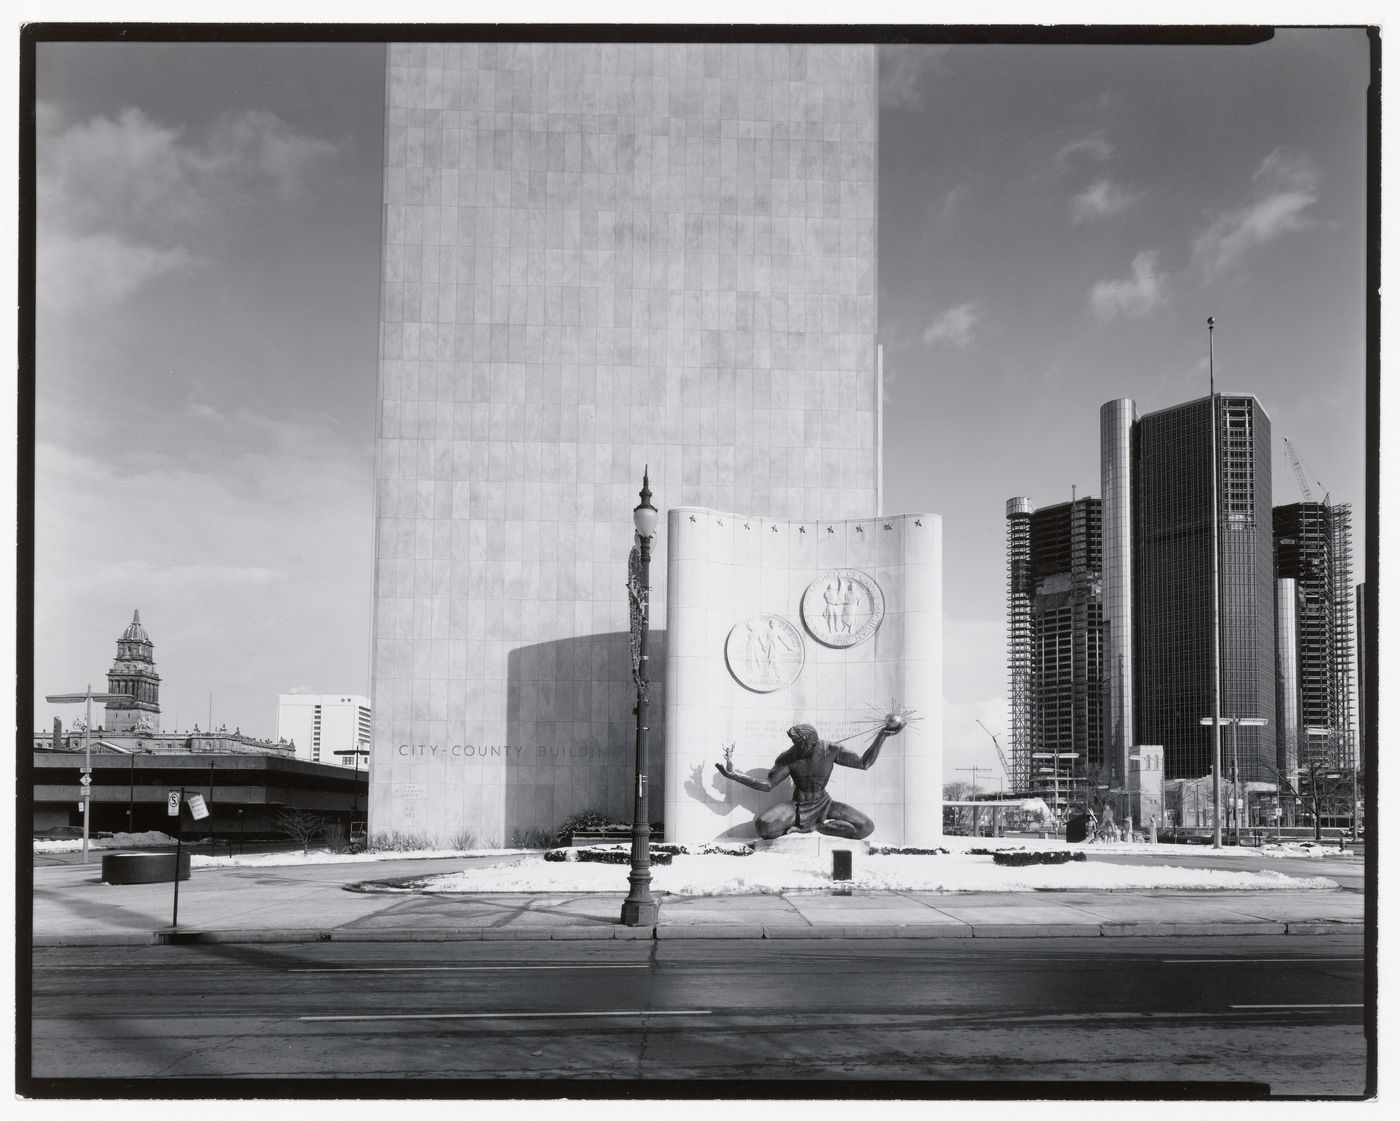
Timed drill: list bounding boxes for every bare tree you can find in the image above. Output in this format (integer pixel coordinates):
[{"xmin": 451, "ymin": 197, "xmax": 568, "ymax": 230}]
[
  {"xmin": 274, "ymin": 807, "xmax": 326, "ymax": 855},
  {"xmin": 1258, "ymin": 756, "xmax": 1355, "ymax": 841}
]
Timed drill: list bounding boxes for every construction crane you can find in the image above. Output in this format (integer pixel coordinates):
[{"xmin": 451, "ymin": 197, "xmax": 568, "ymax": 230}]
[
  {"xmin": 1283, "ymin": 436, "xmax": 1329, "ymax": 506},
  {"xmin": 976, "ymin": 719, "xmax": 1013, "ymax": 789}
]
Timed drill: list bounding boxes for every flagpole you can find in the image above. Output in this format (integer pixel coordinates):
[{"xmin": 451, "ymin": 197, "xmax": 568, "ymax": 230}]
[{"xmin": 1208, "ymin": 316, "xmax": 1224, "ymax": 848}]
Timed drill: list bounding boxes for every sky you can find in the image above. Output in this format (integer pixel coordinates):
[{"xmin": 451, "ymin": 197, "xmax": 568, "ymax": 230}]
[{"xmin": 28, "ymin": 29, "xmax": 1373, "ymax": 787}]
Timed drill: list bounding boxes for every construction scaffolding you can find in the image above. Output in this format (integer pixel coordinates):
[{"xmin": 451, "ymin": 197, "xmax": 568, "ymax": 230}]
[
  {"xmin": 1331, "ymin": 503, "xmax": 1357, "ymax": 770},
  {"xmin": 1005, "ymin": 498, "xmax": 1035, "ymax": 793},
  {"xmin": 1274, "ymin": 500, "xmax": 1357, "ymax": 770}
]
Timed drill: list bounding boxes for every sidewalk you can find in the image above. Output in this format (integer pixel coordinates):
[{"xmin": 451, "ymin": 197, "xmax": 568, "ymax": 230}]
[{"xmin": 29, "ymin": 855, "xmax": 1365, "ymax": 946}]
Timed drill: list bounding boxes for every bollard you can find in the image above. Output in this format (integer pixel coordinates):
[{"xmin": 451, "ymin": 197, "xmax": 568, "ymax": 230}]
[{"xmin": 832, "ymin": 849, "xmax": 853, "ymax": 881}]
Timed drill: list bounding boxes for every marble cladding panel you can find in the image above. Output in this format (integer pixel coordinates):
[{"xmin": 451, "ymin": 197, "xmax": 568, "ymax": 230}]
[
  {"xmin": 372, "ymin": 43, "xmax": 879, "ymax": 846},
  {"xmin": 663, "ymin": 507, "xmax": 943, "ymax": 846}
]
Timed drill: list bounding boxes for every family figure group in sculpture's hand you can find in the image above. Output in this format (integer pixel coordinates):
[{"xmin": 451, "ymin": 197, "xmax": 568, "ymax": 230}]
[{"xmin": 714, "ymin": 714, "xmax": 906, "ymax": 840}]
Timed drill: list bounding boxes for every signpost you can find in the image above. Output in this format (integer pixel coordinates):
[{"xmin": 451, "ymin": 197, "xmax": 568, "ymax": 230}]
[{"xmin": 170, "ymin": 788, "xmax": 186, "ymax": 929}]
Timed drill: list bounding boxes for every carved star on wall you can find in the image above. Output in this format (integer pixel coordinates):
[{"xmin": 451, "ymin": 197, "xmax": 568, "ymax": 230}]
[
  {"xmin": 883, "ymin": 523, "xmax": 892, "ymax": 530},
  {"xmin": 770, "ymin": 525, "xmax": 778, "ymax": 532},
  {"xmin": 915, "ymin": 519, "xmax": 923, "ymax": 527},
  {"xmin": 743, "ymin": 522, "xmax": 750, "ymax": 530},
  {"xmin": 855, "ymin": 525, "xmax": 863, "ymax": 533},
  {"xmin": 716, "ymin": 519, "xmax": 723, "ymax": 526},
  {"xmin": 689, "ymin": 514, "xmax": 696, "ymax": 523},
  {"xmin": 826, "ymin": 526, "xmax": 834, "ymax": 534},
  {"xmin": 799, "ymin": 526, "xmax": 806, "ymax": 534}
]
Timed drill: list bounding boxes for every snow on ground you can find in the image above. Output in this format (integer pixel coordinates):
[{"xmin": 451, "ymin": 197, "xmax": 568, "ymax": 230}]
[
  {"xmin": 185, "ymin": 848, "xmax": 530, "ymax": 868},
  {"xmin": 385, "ymin": 847, "xmax": 1339, "ymax": 895},
  {"xmin": 36, "ymin": 830, "xmax": 1348, "ymax": 884},
  {"xmin": 34, "ymin": 831, "xmax": 177, "ymax": 852}
]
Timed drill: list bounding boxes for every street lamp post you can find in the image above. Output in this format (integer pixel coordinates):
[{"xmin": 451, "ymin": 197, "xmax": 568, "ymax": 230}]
[
  {"xmin": 1031, "ymin": 752, "xmax": 1078, "ymax": 828},
  {"xmin": 46, "ymin": 686, "xmax": 125, "ymax": 863},
  {"xmin": 621, "ymin": 469, "xmax": 660, "ymax": 927},
  {"xmin": 97, "ymin": 742, "xmax": 148, "ymax": 834},
  {"xmin": 1199, "ymin": 716, "xmax": 1267, "ymax": 844},
  {"xmin": 332, "ymin": 747, "xmax": 371, "ymax": 815}
]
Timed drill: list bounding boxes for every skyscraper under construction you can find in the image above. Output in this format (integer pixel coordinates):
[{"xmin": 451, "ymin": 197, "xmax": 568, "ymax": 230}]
[
  {"xmin": 1004, "ymin": 495, "xmax": 1103, "ymax": 804},
  {"xmin": 1274, "ymin": 501, "xmax": 1357, "ymax": 776}
]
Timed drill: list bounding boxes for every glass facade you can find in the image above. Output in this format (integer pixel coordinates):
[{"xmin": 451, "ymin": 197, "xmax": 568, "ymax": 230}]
[{"xmin": 1132, "ymin": 395, "xmax": 1276, "ymax": 781}]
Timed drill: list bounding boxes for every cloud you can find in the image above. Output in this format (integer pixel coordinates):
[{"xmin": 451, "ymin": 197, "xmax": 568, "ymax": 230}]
[
  {"xmin": 36, "ymin": 103, "xmax": 338, "ymax": 310},
  {"xmin": 37, "ymin": 230, "xmax": 194, "ymax": 313},
  {"xmin": 934, "ymin": 185, "xmax": 966, "ymax": 225},
  {"xmin": 33, "ymin": 416, "xmax": 372, "ymax": 738},
  {"xmin": 1071, "ymin": 177, "xmax": 1139, "ymax": 224},
  {"xmin": 1191, "ymin": 148, "xmax": 1321, "ymax": 280},
  {"xmin": 1055, "ymin": 132, "xmax": 1114, "ymax": 170},
  {"xmin": 921, "ymin": 302, "xmax": 984, "ymax": 348},
  {"xmin": 1090, "ymin": 251, "xmax": 1168, "ymax": 321},
  {"xmin": 879, "ymin": 45, "xmax": 950, "ymax": 109}
]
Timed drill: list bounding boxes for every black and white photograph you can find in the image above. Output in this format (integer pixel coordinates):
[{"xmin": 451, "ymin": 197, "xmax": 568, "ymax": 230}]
[{"xmin": 16, "ymin": 3, "xmax": 1381, "ymax": 1104}]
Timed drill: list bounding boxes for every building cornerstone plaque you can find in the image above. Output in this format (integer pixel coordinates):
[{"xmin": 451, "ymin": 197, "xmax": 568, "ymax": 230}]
[
  {"xmin": 725, "ymin": 614, "xmax": 806, "ymax": 693},
  {"xmin": 801, "ymin": 570, "xmax": 885, "ymax": 648}
]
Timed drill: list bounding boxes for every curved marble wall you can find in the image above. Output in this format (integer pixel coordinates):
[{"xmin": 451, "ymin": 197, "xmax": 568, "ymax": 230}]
[{"xmin": 663, "ymin": 507, "xmax": 942, "ymax": 845}]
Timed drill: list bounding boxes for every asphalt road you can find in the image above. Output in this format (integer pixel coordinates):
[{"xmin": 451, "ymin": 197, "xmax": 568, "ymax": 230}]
[{"xmin": 27, "ymin": 934, "xmax": 1366, "ymax": 1096}]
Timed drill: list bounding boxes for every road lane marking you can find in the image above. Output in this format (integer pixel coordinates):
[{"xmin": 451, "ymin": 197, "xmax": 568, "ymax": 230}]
[
  {"xmin": 1162, "ymin": 958, "xmax": 1362, "ymax": 964},
  {"xmin": 1229, "ymin": 1003, "xmax": 1363, "ymax": 1009},
  {"xmin": 300, "ymin": 1009, "xmax": 712, "ymax": 1022},
  {"xmin": 289, "ymin": 964, "xmax": 649, "ymax": 973}
]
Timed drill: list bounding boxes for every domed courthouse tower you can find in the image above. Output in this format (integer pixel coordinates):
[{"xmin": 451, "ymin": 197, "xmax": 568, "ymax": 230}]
[{"xmin": 104, "ymin": 610, "xmax": 161, "ymax": 733}]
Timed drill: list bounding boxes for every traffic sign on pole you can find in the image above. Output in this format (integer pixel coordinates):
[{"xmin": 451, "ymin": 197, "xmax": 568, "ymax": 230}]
[
  {"xmin": 187, "ymin": 794, "xmax": 209, "ymax": 820},
  {"xmin": 167, "ymin": 791, "xmax": 180, "ymax": 816}
]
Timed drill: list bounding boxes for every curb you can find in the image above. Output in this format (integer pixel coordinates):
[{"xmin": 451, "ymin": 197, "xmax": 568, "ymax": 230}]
[
  {"xmin": 1101, "ymin": 922, "xmax": 1287, "ymax": 937},
  {"xmin": 1287, "ymin": 921, "xmax": 1365, "ymax": 935},
  {"xmin": 30, "ymin": 919, "xmax": 1365, "ymax": 948}
]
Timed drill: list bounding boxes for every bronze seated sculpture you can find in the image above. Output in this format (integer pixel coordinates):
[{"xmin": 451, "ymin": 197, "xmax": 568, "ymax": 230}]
[{"xmin": 714, "ymin": 715, "xmax": 905, "ymax": 840}]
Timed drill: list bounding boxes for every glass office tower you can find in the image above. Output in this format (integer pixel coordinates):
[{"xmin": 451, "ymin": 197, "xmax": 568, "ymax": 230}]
[{"xmin": 1130, "ymin": 395, "xmax": 1276, "ymax": 781}]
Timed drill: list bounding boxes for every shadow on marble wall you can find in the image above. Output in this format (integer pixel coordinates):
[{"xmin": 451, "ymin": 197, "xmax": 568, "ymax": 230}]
[
  {"xmin": 505, "ymin": 630, "xmax": 666, "ymax": 842},
  {"xmin": 680, "ymin": 760, "xmax": 772, "ymax": 840}
]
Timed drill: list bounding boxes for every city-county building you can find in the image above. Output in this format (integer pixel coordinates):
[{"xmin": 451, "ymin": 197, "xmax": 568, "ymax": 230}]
[{"xmin": 368, "ymin": 43, "xmax": 941, "ymax": 847}]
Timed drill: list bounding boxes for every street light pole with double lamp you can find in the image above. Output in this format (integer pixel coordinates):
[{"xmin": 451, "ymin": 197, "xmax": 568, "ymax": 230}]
[{"xmin": 45, "ymin": 686, "xmax": 127, "ymax": 864}]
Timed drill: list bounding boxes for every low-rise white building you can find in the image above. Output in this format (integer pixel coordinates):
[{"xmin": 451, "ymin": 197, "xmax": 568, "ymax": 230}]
[{"xmin": 276, "ymin": 694, "xmax": 371, "ymax": 766}]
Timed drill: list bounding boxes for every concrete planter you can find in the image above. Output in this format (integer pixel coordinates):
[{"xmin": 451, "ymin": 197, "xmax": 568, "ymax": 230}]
[{"xmin": 101, "ymin": 851, "xmax": 191, "ymax": 884}]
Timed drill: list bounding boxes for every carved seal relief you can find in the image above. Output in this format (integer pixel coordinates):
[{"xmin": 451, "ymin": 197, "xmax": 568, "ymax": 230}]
[
  {"xmin": 801, "ymin": 570, "xmax": 885, "ymax": 648},
  {"xmin": 725, "ymin": 614, "xmax": 806, "ymax": 693}
]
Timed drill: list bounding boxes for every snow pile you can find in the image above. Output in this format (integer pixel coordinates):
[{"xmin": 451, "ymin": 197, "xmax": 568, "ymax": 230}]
[
  {"xmin": 34, "ymin": 831, "xmax": 175, "ymax": 853},
  {"xmin": 1257, "ymin": 841, "xmax": 1352, "ymax": 859},
  {"xmin": 389, "ymin": 850, "xmax": 1339, "ymax": 895},
  {"xmin": 188, "ymin": 848, "xmax": 531, "ymax": 869}
]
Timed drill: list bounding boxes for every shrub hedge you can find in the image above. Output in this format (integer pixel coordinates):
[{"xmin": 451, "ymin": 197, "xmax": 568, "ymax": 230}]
[{"xmin": 992, "ymin": 850, "xmax": 1086, "ymax": 866}]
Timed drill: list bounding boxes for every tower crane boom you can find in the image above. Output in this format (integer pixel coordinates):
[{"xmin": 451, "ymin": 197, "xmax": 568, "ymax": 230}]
[
  {"xmin": 976, "ymin": 719, "xmax": 1013, "ymax": 786},
  {"xmin": 1283, "ymin": 436, "xmax": 1328, "ymax": 505}
]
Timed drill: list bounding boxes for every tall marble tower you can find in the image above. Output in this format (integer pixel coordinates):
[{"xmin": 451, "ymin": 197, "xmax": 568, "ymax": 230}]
[{"xmin": 370, "ymin": 42, "xmax": 882, "ymax": 845}]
